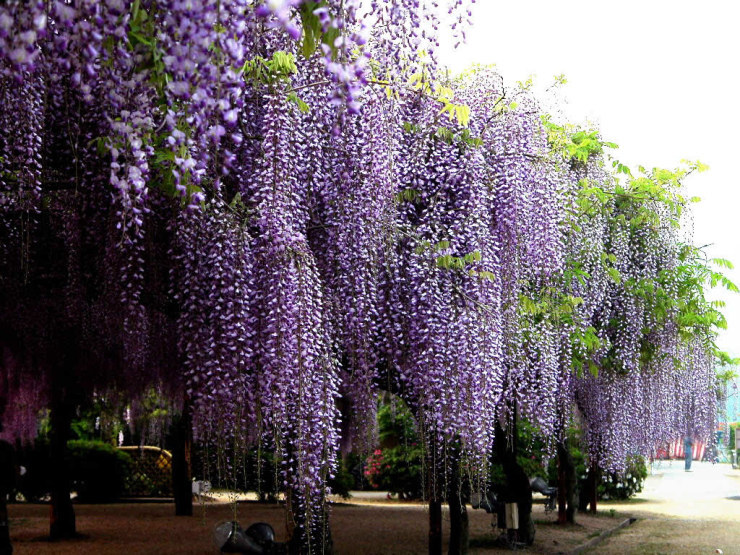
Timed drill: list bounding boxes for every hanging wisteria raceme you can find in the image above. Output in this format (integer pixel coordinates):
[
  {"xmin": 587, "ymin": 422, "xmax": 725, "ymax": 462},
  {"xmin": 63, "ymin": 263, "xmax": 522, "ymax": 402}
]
[
  {"xmin": 374, "ymin": 66, "xmax": 567, "ymax": 480},
  {"xmin": 170, "ymin": 205, "xmax": 255, "ymax": 441},
  {"xmin": 154, "ymin": 0, "xmax": 255, "ymax": 203},
  {"xmin": 0, "ymin": 1, "xmax": 46, "ymax": 76},
  {"xmin": 238, "ymin": 92, "xmax": 342, "ymax": 544},
  {"xmin": 262, "ymin": 56, "xmax": 405, "ymax": 451},
  {"xmin": 0, "ymin": 73, "xmax": 43, "ymax": 209},
  {"xmin": 454, "ymin": 68, "xmax": 568, "ymax": 440},
  {"xmin": 671, "ymin": 339, "xmax": 718, "ymax": 442},
  {"xmin": 0, "ymin": 345, "xmax": 46, "ymax": 444},
  {"xmin": 580, "ymin": 205, "xmax": 668, "ymax": 469},
  {"xmin": 550, "ymin": 159, "xmax": 616, "ymax": 457}
]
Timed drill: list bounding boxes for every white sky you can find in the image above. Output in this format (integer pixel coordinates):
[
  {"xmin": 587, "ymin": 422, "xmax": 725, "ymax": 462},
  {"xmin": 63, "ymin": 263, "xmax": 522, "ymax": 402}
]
[{"xmin": 439, "ymin": 0, "xmax": 740, "ymax": 357}]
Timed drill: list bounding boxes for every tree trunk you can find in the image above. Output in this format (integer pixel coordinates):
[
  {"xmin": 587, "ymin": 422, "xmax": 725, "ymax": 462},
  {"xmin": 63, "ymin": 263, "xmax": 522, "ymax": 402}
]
[
  {"xmin": 556, "ymin": 439, "xmax": 577, "ymax": 524},
  {"xmin": 426, "ymin": 434, "xmax": 443, "ymax": 555},
  {"xmin": 447, "ymin": 454, "xmax": 468, "ymax": 555},
  {"xmin": 588, "ymin": 463, "xmax": 598, "ymax": 513},
  {"xmin": 286, "ymin": 488, "xmax": 333, "ymax": 554},
  {"xmin": 49, "ymin": 391, "xmax": 75, "ymax": 539},
  {"xmin": 0, "ymin": 440, "xmax": 14, "ymax": 555},
  {"xmin": 494, "ymin": 418, "xmax": 534, "ymax": 546},
  {"xmin": 171, "ymin": 404, "xmax": 193, "ymax": 516},
  {"xmin": 0, "ymin": 499, "xmax": 9, "ymax": 555},
  {"xmin": 557, "ymin": 442, "xmax": 567, "ymax": 525},
  {"xmin": 428, "ymin": 499, "xmax": 442, "ymax": 555}
]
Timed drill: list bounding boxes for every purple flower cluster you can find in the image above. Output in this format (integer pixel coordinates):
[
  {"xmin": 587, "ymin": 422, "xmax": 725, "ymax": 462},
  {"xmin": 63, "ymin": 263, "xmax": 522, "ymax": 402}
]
[{"xmin": 0, "ymin": 1, "xmax": 46, "ymax": 76}]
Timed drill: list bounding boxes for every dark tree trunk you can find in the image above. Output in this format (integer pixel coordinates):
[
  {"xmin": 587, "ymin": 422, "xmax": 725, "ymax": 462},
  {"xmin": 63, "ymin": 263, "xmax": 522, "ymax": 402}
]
[
  {"xmin": 49, "ymin": 389, "xmax": 75, "ymax": 539},
  {"xmin": 0, "ymin": 495, "xmax": 9, "ymax": 555},
  {"xmin": 171, "ymin": 403, "xmax": 193, "ymax": 516},
  {"xmin": 578, "ymin": 476, "xmax": 589, "ymax": 512},
  {"xmin": 557, "ymin": 442, "xmax": 566, "ymax": 525},
  {"xmin": 426, "ymin": 435, "xmax": 443, "ymax": 555},
  {"xmin": 286, "ymin": 488, "xmax": 333, "ymax": 554},
  {"xmin": 0, "ymin": 441, "xmax": 14, "ymax": 555},
  {"xmin": 588, "ymin": 463, "xmax": 598, "ymax": 513},
  {"xmin": 556, "ymin": 439, "xmax": 577, "ymax": 524},
  {"xmin": 0, "ymin": 500, "xmax": 9, "ymax": 555},
  {"xmin": 565, "ymin": 452, "xmax": 577, "ymax": 523},
  {"xmin": 494, "ymin": 417, "xmax": 534, "ymax": 546},
  {"xmin": 428, "ymin": 499, "xmax": 442, "ymax": 555},
  {"xmin": 447, "ymin": 452, "xmax": 468, "ymax": 555}
]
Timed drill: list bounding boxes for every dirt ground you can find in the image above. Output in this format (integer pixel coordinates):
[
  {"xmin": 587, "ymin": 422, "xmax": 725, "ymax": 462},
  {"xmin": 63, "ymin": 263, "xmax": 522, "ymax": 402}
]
[
  {"xmin": 8, "ymin": 500, "xmax": 622, "ymax": 554},
  {"xmin": 12, "ymin": 463, "xmax": 738, "ymax": 554}
]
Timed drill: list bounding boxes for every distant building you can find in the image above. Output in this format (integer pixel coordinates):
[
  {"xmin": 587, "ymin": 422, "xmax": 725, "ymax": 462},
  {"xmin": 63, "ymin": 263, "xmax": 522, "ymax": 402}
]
[
  {"xmin": 724, "ymin": 376, "xmax": 739, "ymax": 423},
  {"xmin": 718, "ymin": 374, "xmax": 739, "ymax": 453}
]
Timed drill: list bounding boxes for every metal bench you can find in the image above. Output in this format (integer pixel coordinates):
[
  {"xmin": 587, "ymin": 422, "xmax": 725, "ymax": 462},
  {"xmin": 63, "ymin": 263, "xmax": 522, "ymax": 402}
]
[
  {"xmin": 470, "ymin": 477, "xmax": 558, "ymax": 516},
  {"xmin": 529, "ymin": 476, "xmax": 557, "ymax": 513}
]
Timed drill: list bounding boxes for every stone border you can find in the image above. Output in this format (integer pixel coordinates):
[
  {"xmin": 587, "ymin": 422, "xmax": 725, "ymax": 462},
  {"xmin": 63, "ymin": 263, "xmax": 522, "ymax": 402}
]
[{"xmin": 566, "ymin": 517, "xmax": 637, "ymax": 554}]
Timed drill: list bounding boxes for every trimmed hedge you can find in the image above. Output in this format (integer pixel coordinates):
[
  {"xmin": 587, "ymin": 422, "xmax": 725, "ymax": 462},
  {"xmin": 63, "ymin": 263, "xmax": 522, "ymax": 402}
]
[{"xmin": 18, "ymin": 440, "xmax": 132, "ymax": 502}]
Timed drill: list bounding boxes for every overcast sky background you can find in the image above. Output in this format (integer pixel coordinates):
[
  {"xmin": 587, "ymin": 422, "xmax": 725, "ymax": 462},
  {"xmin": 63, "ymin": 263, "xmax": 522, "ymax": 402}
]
[{"xmin": 439, "ymin": 0, "xmax": 740, "ymax": 357}]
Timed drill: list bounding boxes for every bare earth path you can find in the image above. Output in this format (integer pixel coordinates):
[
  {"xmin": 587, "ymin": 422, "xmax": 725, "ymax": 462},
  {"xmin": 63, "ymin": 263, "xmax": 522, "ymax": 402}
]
[
  {"xmin": 593, "ymin": 461, "xmax": 740, "ymax": 554},
  {"xmin": 10, "ymin": 462, "xmax": 737, "ymax": 554},
  {"xmin": 7, "ymin": 494, "xmax": 617, "ymax": 554}
]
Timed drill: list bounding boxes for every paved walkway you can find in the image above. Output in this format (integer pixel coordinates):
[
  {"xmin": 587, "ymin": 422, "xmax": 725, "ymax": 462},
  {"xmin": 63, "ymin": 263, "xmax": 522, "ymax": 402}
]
[
  {"xmin": 592, "ymin": 461, "xmax": 740, "ymax": 554},
  {"xmin": 609, "ymin": 459, "xmax": 740, "ymax": 519}
]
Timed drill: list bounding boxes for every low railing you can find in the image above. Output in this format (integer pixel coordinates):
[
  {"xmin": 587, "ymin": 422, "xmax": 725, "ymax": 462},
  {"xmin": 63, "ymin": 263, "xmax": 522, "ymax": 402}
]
[{"xmin": 118, "ymin": 446, "xmax": 173, "ymax": 497}]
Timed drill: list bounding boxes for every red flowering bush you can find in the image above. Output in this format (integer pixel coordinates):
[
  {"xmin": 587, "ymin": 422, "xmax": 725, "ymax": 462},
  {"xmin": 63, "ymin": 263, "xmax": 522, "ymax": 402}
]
[{"xmin": 364, "ymin": 449, "xmax": 384, "ymax": 488}]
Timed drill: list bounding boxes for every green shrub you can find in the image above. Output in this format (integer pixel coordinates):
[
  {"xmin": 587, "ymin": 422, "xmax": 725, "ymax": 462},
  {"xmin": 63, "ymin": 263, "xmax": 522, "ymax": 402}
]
[
  {"xmin": 363, "ymin": 397, "xmax": 424, "ymax": 499},
  {"xmin": 328, "ymin": 457, "xmax": 355, "ymax": 499},
  {"xmin": 68, "ymin": 440, "xmax": 132, "ymax": 501},
  {"xmin": 596, "ymin": 455, "xmax": 647, "ymax": 501},
  {"xmin": 17, "ymin": 440, "xmax": 132, "ymax": 502},
  {"xmin": 342, "ymin": 452, "xmax": 370, "ymax": 491},
  {"xmin": 365, "ymin": 445, "xmax": 424, "ymax": 499},
  {"xmin": 728, "ymin": 422, "xmax": 738, "ymax": 450}
]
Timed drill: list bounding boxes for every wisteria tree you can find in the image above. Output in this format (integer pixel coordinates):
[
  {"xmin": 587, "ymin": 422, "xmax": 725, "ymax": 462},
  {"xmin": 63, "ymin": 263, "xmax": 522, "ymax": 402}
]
[
  {"xmin": 539, "ymin": 122, "xmax": 735, "ymax": 521},
  {"xmin": 0, "ymin": 0, "xmax": 477, "ymax": 548},
  {"xmin": 0, "ymin": 1, "xmax": 731, "ymax": 554}
]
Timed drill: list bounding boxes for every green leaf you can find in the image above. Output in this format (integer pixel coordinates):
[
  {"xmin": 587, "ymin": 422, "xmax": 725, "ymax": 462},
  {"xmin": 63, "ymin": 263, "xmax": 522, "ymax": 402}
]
[
  {"xmin": 402, "ymin": 122, "xmax": 421, "ymax": 134},
  {"xmin": 711, "ymin": 258, "xmax": 734, "ymax": 270},
  {"xmin": 395, "ymin": 188, "xmax": 420, "ymax": 203},
  {"xmin": 435, "ymin": 127, "xmax": 454, "ymax": 144},
  {"xmin": 128, "ymin": 31, "xmax": 152, "ymax": 47},
  {"xmin": 287, "ymin": 92, "xmax": 310, "ymax": 113},
  {"xmin": 588, "ymin": 361, "xmax": 599, "ymax": 377},
  {"xmin": 229, "ymin": 192, "xmax": 243, "ymax": 209},
  {"xmin": 433, "ymin": 240, "xmax": 450, "ymax": 252},
  {"xmin": 299, "ymin": 2, "xmax": 322, "ymax": 58}
]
